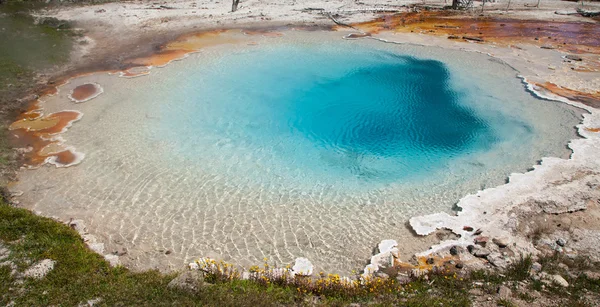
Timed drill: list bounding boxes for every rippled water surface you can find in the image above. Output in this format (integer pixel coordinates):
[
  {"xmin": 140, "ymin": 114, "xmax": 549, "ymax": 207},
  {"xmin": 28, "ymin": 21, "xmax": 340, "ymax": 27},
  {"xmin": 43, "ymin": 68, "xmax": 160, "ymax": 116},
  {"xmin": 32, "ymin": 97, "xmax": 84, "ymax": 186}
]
[
  {"xmin": 159, "ymin": 46, "xmax": 494, "ymax": 186},
  {"xmin": 15, "ymin": 31, "xmax": 582, "ymax": 273}
]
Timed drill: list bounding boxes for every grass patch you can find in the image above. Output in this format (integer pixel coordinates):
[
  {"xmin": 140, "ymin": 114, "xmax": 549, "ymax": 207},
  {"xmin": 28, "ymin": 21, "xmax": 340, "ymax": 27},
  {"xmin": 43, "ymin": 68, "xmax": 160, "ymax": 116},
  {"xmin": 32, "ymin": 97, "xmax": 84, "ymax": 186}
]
[
  {"xmin": 505, "ymin": 254, "xmax": 532, "ymax": 281},
  {"xmin": 0, "ymin": 200, "xmax": 477, "ymax": 306},
  {"xmin": 1, "ymin": 192, "xmax": 598, "ymax": 306}
]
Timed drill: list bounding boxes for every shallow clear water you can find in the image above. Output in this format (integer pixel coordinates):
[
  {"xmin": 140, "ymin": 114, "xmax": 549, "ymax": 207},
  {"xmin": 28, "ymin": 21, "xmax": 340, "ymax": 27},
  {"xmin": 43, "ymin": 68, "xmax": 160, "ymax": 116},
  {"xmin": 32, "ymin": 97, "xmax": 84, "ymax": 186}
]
[
  {"xmin": 15, "ymin": 31, "xmax": 582, "ymax": 273},
  {"xmin": 158, "ymin": 46, "xmax": 495, "ymax": 187}
]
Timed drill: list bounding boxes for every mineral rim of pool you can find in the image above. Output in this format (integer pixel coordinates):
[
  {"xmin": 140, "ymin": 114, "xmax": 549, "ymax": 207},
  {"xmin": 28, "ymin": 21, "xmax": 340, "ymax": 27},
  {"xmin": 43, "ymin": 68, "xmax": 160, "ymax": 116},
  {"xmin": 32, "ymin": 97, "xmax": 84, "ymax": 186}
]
[{"xmin": 12, "ymin": 29, "xmax": 583, "ymax": 273}]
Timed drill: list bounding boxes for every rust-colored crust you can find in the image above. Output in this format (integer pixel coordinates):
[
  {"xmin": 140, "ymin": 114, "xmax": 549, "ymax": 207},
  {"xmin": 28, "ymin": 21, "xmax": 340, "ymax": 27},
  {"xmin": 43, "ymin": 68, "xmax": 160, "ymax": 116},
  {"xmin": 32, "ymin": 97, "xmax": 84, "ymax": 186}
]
[{"xmin": 350, "ymin": 11, "xmax": 600, "ymax": 55}]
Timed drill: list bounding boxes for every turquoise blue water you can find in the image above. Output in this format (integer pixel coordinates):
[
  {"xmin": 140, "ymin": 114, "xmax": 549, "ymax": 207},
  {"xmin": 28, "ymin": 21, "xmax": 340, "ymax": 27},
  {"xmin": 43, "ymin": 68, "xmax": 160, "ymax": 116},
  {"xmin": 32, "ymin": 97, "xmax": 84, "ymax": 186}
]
[
  {"xmin": 157, "ymin": 44, "xmax": 514, "ymax": 186},
  {"xmin": 23, "ymin": 33, "xmax": 581, "ymax": 274}
]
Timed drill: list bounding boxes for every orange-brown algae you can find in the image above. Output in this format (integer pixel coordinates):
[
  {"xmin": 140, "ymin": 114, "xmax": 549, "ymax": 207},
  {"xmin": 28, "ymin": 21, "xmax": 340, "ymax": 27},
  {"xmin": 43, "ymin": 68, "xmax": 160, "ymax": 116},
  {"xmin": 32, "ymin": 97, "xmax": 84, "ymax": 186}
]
[
  {"xmin": 350, "ymin": 11, "xmax": 600, "ymax": 55},
  {"xmin": 127, "ymin": 30, "xmax": 241, "ymax": 67},
  {"xmin": 535, "ymin": 82, "xmax": 600, "ymax": 108},
  {"xmin": 10, "ymin": 111, "xmax": 83, "ymax": 167},
  {"xmin": 242, "ymin": 29, "xmax": 284, "ymax": 37},
  {"xmin": 10, "ymin": 111, "xmax": 82, "ymax": 135},
  {"xmin": 68, "ymin": 83, "xmax": 104, "ymax": 103}
]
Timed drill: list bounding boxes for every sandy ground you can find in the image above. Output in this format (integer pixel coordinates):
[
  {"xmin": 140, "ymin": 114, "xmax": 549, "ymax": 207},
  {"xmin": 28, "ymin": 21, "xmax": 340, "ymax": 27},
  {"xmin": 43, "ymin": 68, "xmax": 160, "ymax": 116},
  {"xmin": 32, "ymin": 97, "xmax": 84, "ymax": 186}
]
[{"xmin": 13, "ymin": 0, "xmax": 600, "ymax": 276}]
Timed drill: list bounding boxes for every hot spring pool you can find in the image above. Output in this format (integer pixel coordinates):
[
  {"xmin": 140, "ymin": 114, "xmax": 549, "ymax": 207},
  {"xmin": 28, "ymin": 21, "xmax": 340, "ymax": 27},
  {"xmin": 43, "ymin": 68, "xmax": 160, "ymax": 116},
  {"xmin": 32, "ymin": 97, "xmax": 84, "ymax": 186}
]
[{"xmin": 15, "ymin": 30, "xmax": 582, "ymax": 273}]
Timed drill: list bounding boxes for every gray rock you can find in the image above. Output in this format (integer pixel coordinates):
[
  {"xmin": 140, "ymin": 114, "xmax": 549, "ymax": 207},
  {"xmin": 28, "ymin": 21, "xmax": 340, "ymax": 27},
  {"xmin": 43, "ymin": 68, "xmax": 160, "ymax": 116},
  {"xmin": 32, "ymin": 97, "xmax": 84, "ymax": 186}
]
[
  {"xmin": 565, "ymin": 55, "xmax": 583, "ymax": 61},
  {"xmin": 396, "ymin": 274, "xmax": 412, "ymax": 284},
  {"xmin": 167, "ymin": 271, "xmax": 204, "ymax": 292},
  {"xmin": 473, "ymin": 248, "xmax": 491, "ymax": 258},
  {"xmin": 467, "ymin": 245, "xmax": 476, "ymax": 254},
  {"xmin": 23, "ymin": 259, "xmax": 56, "ymax": 279},
  {"xmin": 556, "ymin": 238, "xmax": 567, "ymax": 247},
  {"xmin": 497, "ymin": 285, "xmax": 512, "ymax": 298},
  {"xmin": 551, "ymin": 274, "xmax": 569, "ymax": 287},
  {"xmin": 531, "ymin": 262, "xmax": 542, "ymax": 272},
  {"xmin": 487, "ymin": 252, "xmax": 510, "ymax": 269},
  {"xmin": 492, "ymin": 237, "xmax": 510, "ymax": 248},
  {"xmin": 375, "ymin": 272, "xmax": 389, "ymax": 279}
]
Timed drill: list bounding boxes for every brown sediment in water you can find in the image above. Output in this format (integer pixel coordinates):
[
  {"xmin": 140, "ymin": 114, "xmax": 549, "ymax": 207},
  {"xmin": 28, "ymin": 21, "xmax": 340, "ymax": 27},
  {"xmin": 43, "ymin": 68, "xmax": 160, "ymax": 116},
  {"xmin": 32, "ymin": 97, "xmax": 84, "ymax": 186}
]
[
  {"xmin": 127, "ymin": 29, "xmax": 242, "ymax": 67},
  {"xmin": 10, "ymin": 111, "xmax": 81, "ymax": 135},
  {"xmin": 243, "ymin": 29, "xmax": 284, "ymax": 37},
  {"xmin": 350, "ymin": 11, "xmax": 600, "ymax": 55},
  {"xmin": 10, "ymin": 110, "xmax": 83, "ymax": 167},
  {"xmin": 68, "ymin": 83, "xmax": 103, "ymax": 103}
]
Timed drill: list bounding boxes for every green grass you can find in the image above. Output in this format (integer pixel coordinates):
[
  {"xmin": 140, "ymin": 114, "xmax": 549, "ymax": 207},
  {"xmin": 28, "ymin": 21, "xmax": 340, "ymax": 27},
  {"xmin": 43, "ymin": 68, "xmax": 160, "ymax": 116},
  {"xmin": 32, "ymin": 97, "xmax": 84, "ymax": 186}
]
[
  {"xmin": 3, "ymin": 198, "xmax": 598, "ymax": 306},
  {"xmin": 0, "ymin": 201, "xmax": 302, "ymax": 306},
  {"xmin": 0, "ymin": 200, "xmax": 478, "ymax": 306},
  {"xmin": 0, "ymin": 10, "xmax": 73, "ymax": 89},
  {"xmin": 0, "ymin": 2, "xmax": 77, "ymax": 169}
]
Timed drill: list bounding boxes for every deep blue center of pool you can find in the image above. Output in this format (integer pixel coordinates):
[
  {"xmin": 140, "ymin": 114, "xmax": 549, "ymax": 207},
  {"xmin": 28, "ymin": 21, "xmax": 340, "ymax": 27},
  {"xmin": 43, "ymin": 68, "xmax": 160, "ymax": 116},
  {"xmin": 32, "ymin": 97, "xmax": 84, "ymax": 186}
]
[
  {"xmin": 159, "ymin": 45, "xmax": 499, "ymax": 185},
  {"xmin": 290, "ymin": 55, "xmax": 485, "ymax": 157}
]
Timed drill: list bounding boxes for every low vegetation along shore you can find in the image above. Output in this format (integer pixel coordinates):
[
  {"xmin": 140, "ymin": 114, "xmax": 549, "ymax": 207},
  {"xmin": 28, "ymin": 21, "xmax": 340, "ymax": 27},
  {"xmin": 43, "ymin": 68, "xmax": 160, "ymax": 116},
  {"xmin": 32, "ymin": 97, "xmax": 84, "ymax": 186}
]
[
  {"xmin": 2, "ymin": 200, "xmax": 600, "ymax": 306},
  {"xmin": 2, "ymin": 0, "xmax": 600, "ymax": 306}
]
